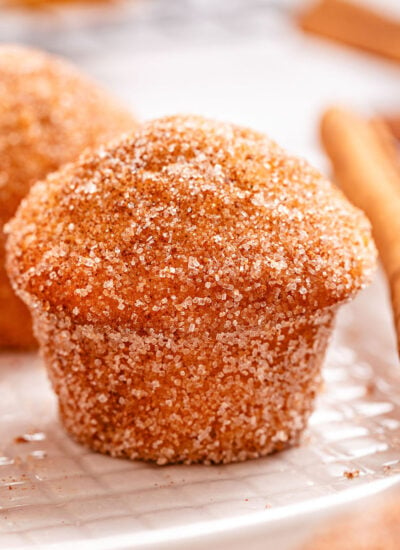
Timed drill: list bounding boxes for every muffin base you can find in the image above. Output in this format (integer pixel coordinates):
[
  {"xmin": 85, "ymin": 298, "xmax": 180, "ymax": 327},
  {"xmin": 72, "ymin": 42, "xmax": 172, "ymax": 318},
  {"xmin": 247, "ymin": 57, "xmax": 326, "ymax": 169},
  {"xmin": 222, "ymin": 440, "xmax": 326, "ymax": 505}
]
[{"xmin": 33, "ymin": 307, "xmax": 336, "ymax": 464}]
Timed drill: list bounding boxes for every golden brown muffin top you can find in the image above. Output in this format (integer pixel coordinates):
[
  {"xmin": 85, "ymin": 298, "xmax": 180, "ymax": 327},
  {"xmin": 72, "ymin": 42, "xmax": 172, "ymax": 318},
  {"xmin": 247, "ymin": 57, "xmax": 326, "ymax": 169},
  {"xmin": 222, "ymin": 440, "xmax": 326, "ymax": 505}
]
[
  {"xmin": 0, "ymin": 44, "xmax": 135, "ymax": 224},
  {"xmin": 6, "ymin": 115, "xmax": 376, "ymax": 328}
]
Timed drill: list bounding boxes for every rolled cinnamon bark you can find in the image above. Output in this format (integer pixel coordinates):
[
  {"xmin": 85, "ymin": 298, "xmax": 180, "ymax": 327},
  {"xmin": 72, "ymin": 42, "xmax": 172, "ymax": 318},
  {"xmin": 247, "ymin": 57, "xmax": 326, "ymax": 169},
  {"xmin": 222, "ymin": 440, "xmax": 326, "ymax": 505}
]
[
  {"xmin": 299, "ymin": 0, "xmax": 400, "ymax": 63},
  {"xmin": 384, "ymin": 115, "xmax": 400, "ymax": 141},
  {"xmin": 370, "ymin": 118, "xmax": 400, "ymax": 175},
  {"xmin": 321, "ymin": 107, "xmax": 400, "ymax": 352}
]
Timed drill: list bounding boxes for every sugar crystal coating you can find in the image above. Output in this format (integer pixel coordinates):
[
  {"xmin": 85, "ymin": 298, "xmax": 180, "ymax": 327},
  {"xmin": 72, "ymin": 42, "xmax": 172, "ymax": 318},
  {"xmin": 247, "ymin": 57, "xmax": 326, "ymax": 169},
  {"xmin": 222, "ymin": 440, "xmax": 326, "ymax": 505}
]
[
  {"xmin": 6, "ymin": 115, "xmax": 376, "ymax": 463},
  {"xmin": 0, "ymin": 44, "xmax": 136, "ymax": 348}
]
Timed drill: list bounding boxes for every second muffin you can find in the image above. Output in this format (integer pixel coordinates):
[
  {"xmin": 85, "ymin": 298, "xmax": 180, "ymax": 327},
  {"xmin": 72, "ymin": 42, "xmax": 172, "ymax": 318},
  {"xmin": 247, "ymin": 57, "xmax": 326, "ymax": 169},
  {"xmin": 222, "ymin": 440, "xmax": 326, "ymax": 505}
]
[
  {"xmin": 0, "ymin": 44, "xmax": 136, "ymax": 348},
  {"xmin": 6, "ymin": 115, "xmax": 376, "ymax": 464}
]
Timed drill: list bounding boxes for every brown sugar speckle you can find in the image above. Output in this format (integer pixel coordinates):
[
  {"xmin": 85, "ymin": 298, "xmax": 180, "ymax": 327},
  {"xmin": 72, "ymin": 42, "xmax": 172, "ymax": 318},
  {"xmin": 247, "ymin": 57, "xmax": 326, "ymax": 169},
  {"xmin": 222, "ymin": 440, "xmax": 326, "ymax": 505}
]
[
  {"xmin": 366, "ymin": 381, "xmax": 377, "ymax": 396},
  {"xmin": 343, "ymin": 469, "xmax": 360, "ymax": 479},
  {"xmin": 14, "ymin": 436, "xmax": 29, "ymax": 444},
  {"xmin": 13, "ymin": 431, "xmax": 46, "ymax": 444}
]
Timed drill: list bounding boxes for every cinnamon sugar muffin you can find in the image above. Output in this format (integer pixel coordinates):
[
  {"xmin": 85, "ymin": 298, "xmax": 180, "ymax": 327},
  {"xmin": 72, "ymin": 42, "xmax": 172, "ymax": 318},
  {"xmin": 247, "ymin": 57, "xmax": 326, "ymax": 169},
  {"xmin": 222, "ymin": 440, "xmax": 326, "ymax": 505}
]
[
  {"xmin": 6, "ymin": 116, "xmax": 376, "ymax": 463},
  {"xmin": 0, "ymin": 44, "xmax": 136, "ymax": 348}
]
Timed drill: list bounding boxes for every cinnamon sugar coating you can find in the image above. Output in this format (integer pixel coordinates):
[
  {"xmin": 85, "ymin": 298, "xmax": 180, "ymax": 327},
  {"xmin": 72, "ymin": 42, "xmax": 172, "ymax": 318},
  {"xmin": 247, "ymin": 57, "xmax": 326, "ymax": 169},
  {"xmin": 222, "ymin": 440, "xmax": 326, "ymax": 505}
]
[
  {"xmin": 6, "ymin": 115, "xmax": 376, "ymax": 463},
  {"xmin": 0, "ymin": 44, "xmax": 136, "ymax": 348}
]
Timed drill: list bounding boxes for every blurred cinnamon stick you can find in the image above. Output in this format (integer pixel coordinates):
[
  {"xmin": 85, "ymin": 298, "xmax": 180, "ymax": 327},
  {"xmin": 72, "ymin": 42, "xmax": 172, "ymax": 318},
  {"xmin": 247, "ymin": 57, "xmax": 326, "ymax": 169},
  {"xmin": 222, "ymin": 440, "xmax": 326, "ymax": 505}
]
[
  {"xmin": 370, "ymin": 118, "xmax": 400, "ymax": 175},
  {"xmin": 321, "ymin": 107, "xmax": 400, "ymax": 353},
  {"xmin": 384, "ymin": 115, "xmax": 400, "ymax": 141},
  {"xmin": 300, "ymin": 0, "xmax": 400, "ymax": 63}
]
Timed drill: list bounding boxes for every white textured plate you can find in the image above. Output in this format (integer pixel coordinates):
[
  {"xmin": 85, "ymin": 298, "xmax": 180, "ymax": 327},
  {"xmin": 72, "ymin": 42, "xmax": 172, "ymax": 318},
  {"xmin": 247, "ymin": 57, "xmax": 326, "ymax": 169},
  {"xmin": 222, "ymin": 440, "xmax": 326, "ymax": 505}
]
[{"xmin": 1, "ymin": 273, "xmax": 400, "ymax": 550}]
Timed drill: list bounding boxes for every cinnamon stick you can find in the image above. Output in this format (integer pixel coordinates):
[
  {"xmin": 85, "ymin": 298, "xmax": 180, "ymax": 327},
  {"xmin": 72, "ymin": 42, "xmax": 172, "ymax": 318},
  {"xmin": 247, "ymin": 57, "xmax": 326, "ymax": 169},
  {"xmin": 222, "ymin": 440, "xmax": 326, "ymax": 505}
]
[
  {"xmin": 321, "ymin": 107, "xmax": 400, "ymax": 353},
  {"xmin": 299, "ymin": 0, "xmax": 400, "ymax": 63},
  {"xmin": 370, "ymin": 118, "xmax": 400, "ymax": 175},
  {"xmin": 384, "ymin": 115, "xmax": 400, "ymax": 141}
]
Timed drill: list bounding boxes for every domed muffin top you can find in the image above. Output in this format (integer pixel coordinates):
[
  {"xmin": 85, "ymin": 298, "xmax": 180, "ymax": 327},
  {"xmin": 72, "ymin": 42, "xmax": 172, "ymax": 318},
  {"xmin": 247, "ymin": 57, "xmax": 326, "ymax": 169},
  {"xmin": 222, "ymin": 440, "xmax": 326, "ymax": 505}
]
[
  {"xmin": 6, "ymin": 115, "xmax": 376, "ymax": 328},
  {"xmin": 0, "ymin": 44, "xmax": 135, "ymax": 223}
]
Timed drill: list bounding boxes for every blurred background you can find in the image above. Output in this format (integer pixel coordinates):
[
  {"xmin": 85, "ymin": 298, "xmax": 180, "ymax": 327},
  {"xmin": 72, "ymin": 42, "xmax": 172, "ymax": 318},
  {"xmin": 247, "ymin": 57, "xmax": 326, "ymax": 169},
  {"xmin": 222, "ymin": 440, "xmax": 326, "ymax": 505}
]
[{"xmin": 0, "ymin": 0, "xmax": 398, "ymax": 172}]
